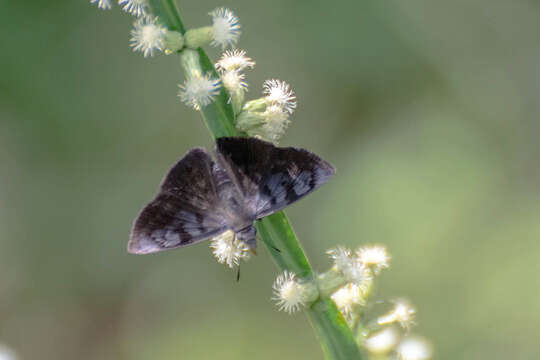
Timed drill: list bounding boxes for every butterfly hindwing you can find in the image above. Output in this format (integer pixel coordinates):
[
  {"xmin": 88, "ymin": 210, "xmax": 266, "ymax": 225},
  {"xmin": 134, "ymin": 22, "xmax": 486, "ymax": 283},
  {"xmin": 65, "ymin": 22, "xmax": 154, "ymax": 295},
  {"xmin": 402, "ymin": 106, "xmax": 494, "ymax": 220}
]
[
  {"xmin": 128, "ymin": 148, "xmax": 226, "ymax": 254},
  {"xmin": 215, "ymin": 137, "xmax": 335, "ymax": 219}
]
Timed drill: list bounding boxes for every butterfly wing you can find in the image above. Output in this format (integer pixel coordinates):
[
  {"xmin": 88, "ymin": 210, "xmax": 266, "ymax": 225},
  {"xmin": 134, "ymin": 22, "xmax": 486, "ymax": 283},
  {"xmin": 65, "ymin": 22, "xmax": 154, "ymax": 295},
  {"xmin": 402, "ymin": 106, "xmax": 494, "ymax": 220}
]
[
  {"xmin": 128, "ymin": 148, "xmax": 227, "ymax": 254},
  {"xmin": 215, "ymin": 137, "xmax": 335, "ymax": 219}
]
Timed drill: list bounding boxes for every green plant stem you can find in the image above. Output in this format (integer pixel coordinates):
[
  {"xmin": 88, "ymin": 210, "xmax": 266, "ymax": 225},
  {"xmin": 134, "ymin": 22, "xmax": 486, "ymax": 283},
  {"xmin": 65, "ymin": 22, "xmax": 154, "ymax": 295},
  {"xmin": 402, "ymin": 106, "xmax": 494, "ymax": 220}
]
[{"xmin": 148, "ymin": 1, "xmax": 362, "ymax": 358}]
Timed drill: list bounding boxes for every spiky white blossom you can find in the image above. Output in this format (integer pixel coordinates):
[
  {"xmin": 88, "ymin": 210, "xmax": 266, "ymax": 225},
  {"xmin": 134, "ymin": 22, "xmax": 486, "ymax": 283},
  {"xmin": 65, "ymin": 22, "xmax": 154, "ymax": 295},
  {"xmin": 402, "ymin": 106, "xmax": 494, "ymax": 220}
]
[
  {"xmin": 119, "ymin": 0, "xmax": 148, "ymax": 17},
  {"xmin": 396, "ymin": 337, "xmax": 432, "ymax": 360},
  {"xmin": 90, "ymin": 0, "xmax": 112, "ymax": 10},
  {"xmin": 272, "ymin": 271, "xmax": 307, "ymax": 313},
  {"xmin": 210, "ymin": 230, "xmax": 250, "ymax": 268},
  {"xmin": 215, "ymin": 49, "xmax": 255, "ymax": 73},
  {"xmin": 258, "ymin": 105, "xmax": 290, "ymax": 142},
  {"xmin": 357, "ymin": 245, "xmax": 390, "ymax": 275},
  {"xmin": 130, "ymin": 16, "xmax": 167, "ymax": 57},
  {"xmin": 327, "ymin": 246, "xmax": 372, "ymax": 288},
  {"xmin": 331, "ymin": 283, "xmax": 365, "ymax": 317},
  {"xmin": 327, "ymin": 246, "xmax": 353, "ymax": 272},
  {"xmin": 263, "ymin": 79, "xmax": 296, "ymax": 114},
  {"xmin": 209, "ymin": 8, "xmax": 241, "ymax": 49},
  {"xmin": 344, "ymin": 261, "xmax": 372, "ymax": 291},
  {"xmin": 364, "ymin": 327, "xmax": 400, "ymax": 355},
  {"xmin": 178, "ymin": 72, "xmax": 222, "ymax": 110},
  {"xmin": 221, "ymin": 70, "xmax": 248, "ymax": 95},
  {"xmin": 378, "ymin": 300, "xmax": 416, "ymax": 329}
]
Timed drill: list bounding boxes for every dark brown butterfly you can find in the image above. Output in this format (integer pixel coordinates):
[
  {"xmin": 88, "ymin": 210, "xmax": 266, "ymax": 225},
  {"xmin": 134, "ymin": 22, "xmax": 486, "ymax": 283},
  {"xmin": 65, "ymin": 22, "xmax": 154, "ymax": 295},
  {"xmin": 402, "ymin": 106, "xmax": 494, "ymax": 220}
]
[{"xmin": 128, "ymin": 137, "xmax": 335, "ymax": 254}]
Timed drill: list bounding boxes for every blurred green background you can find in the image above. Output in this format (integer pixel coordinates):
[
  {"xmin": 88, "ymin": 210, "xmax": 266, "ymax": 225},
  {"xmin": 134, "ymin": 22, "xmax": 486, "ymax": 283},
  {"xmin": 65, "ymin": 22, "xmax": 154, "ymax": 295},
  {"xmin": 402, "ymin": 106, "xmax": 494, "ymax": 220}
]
[{"xmin": 1, "ymin": 0, "xmax": 540, "ymax": 359}]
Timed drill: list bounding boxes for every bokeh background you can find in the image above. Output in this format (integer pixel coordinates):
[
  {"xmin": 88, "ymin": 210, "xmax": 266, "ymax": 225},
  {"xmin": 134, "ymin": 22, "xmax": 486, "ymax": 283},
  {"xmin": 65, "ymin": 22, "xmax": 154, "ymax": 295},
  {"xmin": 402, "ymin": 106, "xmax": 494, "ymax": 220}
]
[{"xmin": 1, "ymin": 0, "xmax": 540, "ymax": 359}]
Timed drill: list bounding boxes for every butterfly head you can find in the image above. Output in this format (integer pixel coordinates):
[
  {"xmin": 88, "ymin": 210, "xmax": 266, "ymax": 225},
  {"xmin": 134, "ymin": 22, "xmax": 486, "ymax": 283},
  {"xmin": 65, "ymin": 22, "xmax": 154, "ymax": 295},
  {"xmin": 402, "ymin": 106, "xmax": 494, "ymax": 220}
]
[{"xmin": 235, "ymin": 225, "xmax": 257, "ymax": 252}]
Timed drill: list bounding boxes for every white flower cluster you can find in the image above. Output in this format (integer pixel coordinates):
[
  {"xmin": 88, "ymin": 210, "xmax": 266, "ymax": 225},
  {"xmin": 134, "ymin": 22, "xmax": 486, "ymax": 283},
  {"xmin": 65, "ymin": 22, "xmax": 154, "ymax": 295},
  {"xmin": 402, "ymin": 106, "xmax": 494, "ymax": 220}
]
[
  {"xmin": 195, "ymin": 48, "xmax": 296, "ymax": 143},
  {"xmin": 327, "ymin": 245, "xmax": 389, "ymax": 286},
  {"xmin": 209, "ymin": 230, "xmax": 250, "ymax": 268},
  {"xmin": 91, "ymin": 0, "xmax": 293, "ymax": 140},
  {"xmin": 331, "ymin": 283, "xmax": 365, "ymax": 318},
  {"xmin": 91, "ymin": 0, "xmax": 186, "ymax": 57},
  {"xmin": 325, "ymin": 245, "xmax": 385, "ymax": 320},
  {"xmin": 236, "ymin": 79, "xmax": 297, "ymax": 143},
  {"xmin": 324, "ymin": 245, "xmax": 431, "ymax": 358},
  {"xmin": 215, "ymin": 49, "xmax": 253, "ymax": 112}
]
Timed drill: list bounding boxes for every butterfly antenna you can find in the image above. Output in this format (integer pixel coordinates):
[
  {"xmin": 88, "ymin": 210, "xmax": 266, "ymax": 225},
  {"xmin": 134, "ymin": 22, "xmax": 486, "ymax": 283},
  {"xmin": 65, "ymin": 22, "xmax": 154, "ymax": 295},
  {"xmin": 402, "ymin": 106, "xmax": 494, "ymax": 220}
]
[{"xmin": 236, "ymin": 266, "xmax": 241, "ymax": 282}]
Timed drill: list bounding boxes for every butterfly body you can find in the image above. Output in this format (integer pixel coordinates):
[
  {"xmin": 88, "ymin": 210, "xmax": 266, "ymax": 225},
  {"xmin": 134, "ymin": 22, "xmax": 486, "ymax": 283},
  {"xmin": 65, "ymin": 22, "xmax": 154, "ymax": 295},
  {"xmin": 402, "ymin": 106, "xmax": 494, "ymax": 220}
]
[{"xmin": 128, "ymin": 137, "xmax": 335, "ymax": 255}]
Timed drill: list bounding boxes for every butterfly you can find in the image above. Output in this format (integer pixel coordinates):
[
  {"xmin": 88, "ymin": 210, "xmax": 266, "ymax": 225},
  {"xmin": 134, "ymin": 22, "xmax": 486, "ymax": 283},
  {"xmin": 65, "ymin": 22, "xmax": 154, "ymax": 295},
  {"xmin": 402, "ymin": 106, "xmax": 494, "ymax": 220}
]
[{"xmin": 128, "ymin": 137, "xmax": 335, "ymax": 254}]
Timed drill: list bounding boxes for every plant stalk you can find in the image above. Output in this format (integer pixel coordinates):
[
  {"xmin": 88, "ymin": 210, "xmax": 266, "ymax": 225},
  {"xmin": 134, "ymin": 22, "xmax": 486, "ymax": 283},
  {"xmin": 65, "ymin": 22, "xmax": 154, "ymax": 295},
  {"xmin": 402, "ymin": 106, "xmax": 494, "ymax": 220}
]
[{"xmin": 148, "ymin": 1, "xmax": 362, "ymax": 358}]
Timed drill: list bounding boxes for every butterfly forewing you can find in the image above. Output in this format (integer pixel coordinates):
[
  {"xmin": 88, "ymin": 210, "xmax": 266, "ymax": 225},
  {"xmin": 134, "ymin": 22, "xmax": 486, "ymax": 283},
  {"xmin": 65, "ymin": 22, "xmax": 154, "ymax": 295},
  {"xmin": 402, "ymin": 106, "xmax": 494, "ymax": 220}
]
[
  {"xmin": 215, "ymin": 137, "xmax": 336, "ymax": 219},
  {"xmin": 128, "ymin": 148, "xmax": 227, "ymax": 254}
]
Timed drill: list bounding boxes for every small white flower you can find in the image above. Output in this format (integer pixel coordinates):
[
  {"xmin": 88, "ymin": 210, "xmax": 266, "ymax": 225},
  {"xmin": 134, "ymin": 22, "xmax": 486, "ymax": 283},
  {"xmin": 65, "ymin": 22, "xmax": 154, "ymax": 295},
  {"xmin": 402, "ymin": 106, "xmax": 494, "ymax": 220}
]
[
  {"xmin": 130, "ymin": 16, "xmax": 167, "ymax": 57},
  {"xmin": 259, "ymin": 105, "xmax": 290, "ymax": 142},
  {"xmin": 331, "ymin": 283, "xmax": 365, "ymax": 317},
  {"xmin": 221, "ymin": 70, "xmax": 248, "ymax": 95},
  {"xmin": 119, "ymin": 0, "xmax": 148, "ymax": 17},
  {"xmin": 178, "ymin": 72, "xmax": 222, "ymax": 110},
  {"xmin": 378, "ymin": 300, "xmax": 416, "ymax": 329},
  {"xmin": 210, "ymin": 230, "xmax": 250, "ymax": 268},
  {"xmin": 357, "ymin": 245, "xmax": 390, "ymax": 275},
  {"xmin": 327, "ymin": 246, "xmax": 372, "ymax": 288},
  {"xmin": 272, "ymin": 271, "xmax": 307, "ymax": 313},
  {"xmin": 263, "ymin": 79, "xmax": 297, "ymax": 114},
  {"xmin": 90, "ymin": 0, "xmax": 112, "ymax": 10},
  {"xmin": 209, "ymin": 8, "xmax": 241, "ymax": 49},
  {"xmin": 0, "ymin": 344, "xmax": 17, "ymax": 360},
  {"xmin": 215, "ymin": 49, "xmax": 255, "ymax": 72},
  {"xmin": 364, "ymin": 327, "xmax": 399, "ymax": 354},
  {"xmin": 327, "ymin": 246, "xmax": 353, "ymax": 271},
  {"xmin": 343, "ymin": 260, "xmax": 372, "ymax": 290},
  {"xmin": 396, "ymin": 337, "xmax": 432, "ymax": 360}
]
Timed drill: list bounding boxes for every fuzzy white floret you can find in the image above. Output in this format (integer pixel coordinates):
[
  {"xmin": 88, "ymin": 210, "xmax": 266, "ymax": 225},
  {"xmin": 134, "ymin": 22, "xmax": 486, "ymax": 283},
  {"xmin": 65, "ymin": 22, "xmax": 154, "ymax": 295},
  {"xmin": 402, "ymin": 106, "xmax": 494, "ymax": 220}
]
[
  {"xmin": 364, "ymin": 327, "xmax": 399, "ymax": 354},
  {"xmin": 331, "ymin": 283, "xmax": 365, "ymax": 317},
  {"xmin": 357, "ymin": 245, "xmax": 390, "ymax": 274},
  {"xmin": 119, "ymin": 0, "xmax": 148, "ymax": 17},
  {"xmin": 327, "ymin": 246, "xmax": 353, "ymax": 271},
  {"xmin": 209, "ymin": 8, "xmax": 241, "ymax": 49},
  {"xmin": 263, "ymin": 79, "xmax": 297, "ymax": 114},
  {"xmin": 215, "ymin": 49, "xmax": 255, "ymax": 72},
  {"xmin": 209, "ymin": 231, "xmax": 250, "ymax": 268},
  {"xmin": 272, "ymin": 271, "xmax": 306, "ymax": 314},
  {"xmin": 378, "ymin": 300, "xmax": 416, "ymax": 329},
  {"xmin": 221, "ymin": 70, "xmax": 248, "ymax": 95},
  {"xmin": 260, "ymin": 105, "xmax": 290, "ymax": 142},
  {"xmin": 397, "ymin": 337, "xmax": 432, "ymax": 360},
  {"xmin": 328, "ymin": 246, "xmax": 372, "ymax": 288},
  {"xmin": 130, "ymin": 16, "xmax": 167, "ymax": 57},
  {"xmin": 178, "ymin": 72, "xmax": 221, "ymax": 110}
]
